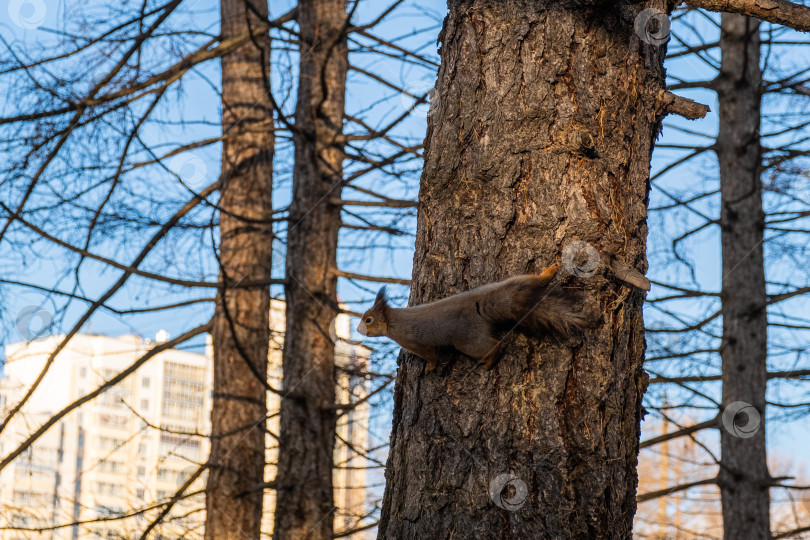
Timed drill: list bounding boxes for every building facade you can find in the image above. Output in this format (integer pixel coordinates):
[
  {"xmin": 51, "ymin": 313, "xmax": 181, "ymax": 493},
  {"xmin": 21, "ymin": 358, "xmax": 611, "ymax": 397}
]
[
  {"xmin": 0, "ymin": 333, "xmax": 211, "ymax": 539},
  {"xmin": 0, "ymin": 306, "xmax": 370, "ymax": 539},
  {"xmin": 262, "ymin": 301, "xmax": 370, "ymax": 538}
]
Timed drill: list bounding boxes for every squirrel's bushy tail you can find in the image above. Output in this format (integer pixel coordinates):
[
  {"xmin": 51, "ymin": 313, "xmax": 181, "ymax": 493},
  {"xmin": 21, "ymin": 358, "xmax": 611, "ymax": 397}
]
[{"xmin": 479, "ymin": 275, "xmax": 594, "ymax": 337}]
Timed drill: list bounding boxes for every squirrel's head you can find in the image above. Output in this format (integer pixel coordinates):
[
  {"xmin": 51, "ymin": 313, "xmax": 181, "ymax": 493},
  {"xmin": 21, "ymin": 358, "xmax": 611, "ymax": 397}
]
[{"xmin": 357, "ymin": 287, "xmax": 389, "ymax": 337}]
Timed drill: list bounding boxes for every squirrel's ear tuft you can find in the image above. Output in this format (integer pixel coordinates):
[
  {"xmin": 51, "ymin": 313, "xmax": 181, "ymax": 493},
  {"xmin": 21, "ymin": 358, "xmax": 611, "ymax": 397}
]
[{"xmin": 375, "ymin": 287, "xmax": 388, "ymax": 306}]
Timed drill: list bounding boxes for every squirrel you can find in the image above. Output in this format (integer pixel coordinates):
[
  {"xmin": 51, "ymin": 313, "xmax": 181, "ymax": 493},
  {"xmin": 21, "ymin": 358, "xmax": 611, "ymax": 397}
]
[{"xmin": 356, "ymin": 263, "xmax": 593, "ymax": 373}]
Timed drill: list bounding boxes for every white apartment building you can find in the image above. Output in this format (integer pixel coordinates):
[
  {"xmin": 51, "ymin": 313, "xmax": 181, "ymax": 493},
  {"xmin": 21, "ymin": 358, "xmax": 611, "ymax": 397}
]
[
  {"xmin": 262, "ymin": 301, "xmax": 371, "ymax": 538},
  {"xmin": 0, "ymin": 304, "xmax": 370, "ymax": 539},
  {"xmin": 0, "ymin": 333, "xmax": 212, "ymax": 540}
]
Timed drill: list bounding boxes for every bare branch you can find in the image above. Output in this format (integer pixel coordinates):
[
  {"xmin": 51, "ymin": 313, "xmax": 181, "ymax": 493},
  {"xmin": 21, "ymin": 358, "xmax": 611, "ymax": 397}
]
[
  {"xmin": 639, "ymin": 415, "xmax": 719, "ymax": 448},
  {"xmin": 661, "ymin": 90, "xmax": 711, "ymax": 119},
  {"xmin": 637, "ymin": 477, "xmax": 717, "ymax": 503},
  {"xmin": 649, "ymin": 369, "xmax": 810, "ymax": 384},
  {"xmin": 330, "ymin": 198, "xmax": 417, "ymax": 208},
  {"xmin": 684, "ymin": 0, "xmax": 810, "ymax": 32},
  {"xmin": 336, "ymin": 270, "xmax": 411, "ymax": 285}
]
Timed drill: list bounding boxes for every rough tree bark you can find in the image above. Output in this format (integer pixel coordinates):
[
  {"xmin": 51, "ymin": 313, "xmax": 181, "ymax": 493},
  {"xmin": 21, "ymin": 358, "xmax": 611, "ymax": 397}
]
[
  {"xmin": 717, "ymin": 14, "xmax": 771, "ymax": 540},
  {"xmin": 205, "ymin": 1, "xmax": 274, "ymax": 539},
  {"xmin": 274, "ymin": 1, "xmax": 348, "ymax": 539},
  {"xmin": 378, "ymin": 1, "xmax": 673, "ymax": 538}
]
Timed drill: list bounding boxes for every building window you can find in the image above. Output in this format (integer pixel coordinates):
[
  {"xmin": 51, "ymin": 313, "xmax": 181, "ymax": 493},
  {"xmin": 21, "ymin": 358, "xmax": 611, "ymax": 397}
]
[
  {"xmin": 141, "ymin": 399, "xmax": 149, "ymax": 410},
  {"xmin": 79, "ymin": 367, "xmax": 87, "ymax": 377},
  {"xmin": 11, "ymin": 513, "xmax": 31, "ymax": 527},
  {"xmin": 13, "ymin": 490, "xmax": 34, "ymax": 504},
  {"xmin": 159, "ymin": 433, "xmax": 202, "ymax": 461},
  {"xmin": 95, "ymin": 483, "xmax": 123, "ymax": 496},
  {"xmin": 161, "ymin": 362, "xmax": 205, "ymax": 424},
  {"xmin": 100, "ymin": 460, "xmax": 123, "ymax": 474},
  {"xmin": 142, "ymin": 377, "xmax": 150, "ymax": 388},
  {"xmin": 138, "ymin": 466, "xmax": 146, "ymax": 477},
  {"xmin": 98, "ymin": 413, "xmax": 127, "ymax": 429}
]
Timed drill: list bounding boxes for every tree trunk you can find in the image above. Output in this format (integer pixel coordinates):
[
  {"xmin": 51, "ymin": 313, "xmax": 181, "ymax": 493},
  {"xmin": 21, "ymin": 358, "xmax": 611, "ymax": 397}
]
[
  {"xmin": 378, "ymin": 2, "xmax": 668, "ymax": 538},
  {"xmin": 274, "ymin": 1, "xmax": 348, "ymax": 539},
  {"xmin": 717, "ymin": 13, "xmax": 771, "ymax": 540},
  {"xmin": 205, "ymin": 1, "xmax": 274, "ymax": 538}
]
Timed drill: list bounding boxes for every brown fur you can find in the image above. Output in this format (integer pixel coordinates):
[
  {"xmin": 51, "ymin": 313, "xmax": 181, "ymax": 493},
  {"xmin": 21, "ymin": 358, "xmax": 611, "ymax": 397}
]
[{"xmin": 357, "ymin": 264, "xmax": 594, "ymax": 373}]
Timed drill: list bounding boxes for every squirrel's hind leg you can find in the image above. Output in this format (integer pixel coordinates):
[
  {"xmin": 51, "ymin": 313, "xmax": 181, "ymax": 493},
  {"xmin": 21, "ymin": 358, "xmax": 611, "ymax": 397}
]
[
  {"xmin": 457, "ymin": 337, "xmax": 502, "ymax": 370},
  {"xmin": 478, "ymin": 338, "xmax": 502, "ymax": 370}
]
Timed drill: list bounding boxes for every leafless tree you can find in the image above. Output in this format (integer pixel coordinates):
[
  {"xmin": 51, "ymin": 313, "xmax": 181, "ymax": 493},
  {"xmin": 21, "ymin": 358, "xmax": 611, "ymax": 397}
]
[
  {"xmin": 637, "ymin": 5, "xmax": 810, "ymax": 539},
  {"xmin": 378, "ymin": 1, "xmax": 810, "ymax": 538},
  {"xmin": 0, "ymin": 0, "xmax": 437, "ymax": 537}
]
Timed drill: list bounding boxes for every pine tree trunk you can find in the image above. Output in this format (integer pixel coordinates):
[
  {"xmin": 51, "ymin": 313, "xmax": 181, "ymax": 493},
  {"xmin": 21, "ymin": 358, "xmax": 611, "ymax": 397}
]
[
  {"xmin": 205, "ymin": 1, "xmax": 274, "ymax": 538},
  {"xmin": 378, "ymin": 2, "xmax": 668, "ymax": 538},
  {"xmin": 274, "ymin": 1, "xmax": 348, "ymax": 539},
  {"xmin": 717, "ymin": 13, "xmax": 771, "ymax": 540}
]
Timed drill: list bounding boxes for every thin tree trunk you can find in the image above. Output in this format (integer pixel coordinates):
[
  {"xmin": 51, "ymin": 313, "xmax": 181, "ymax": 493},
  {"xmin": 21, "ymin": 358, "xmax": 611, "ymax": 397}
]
[
  {"xmin": 379, "ymin": 2, "xmax": 669, "ymax": 538},
  {"xmin": 717, "ymin": 13, "xmax": 771, "ymax": 540},
  {"xmin": 205, "ymin": 1, "xmax": 274, "ymax": 538},
  {"xmin": 274, "ymin": 1, "xmax": 348, "ymax": 539}
]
